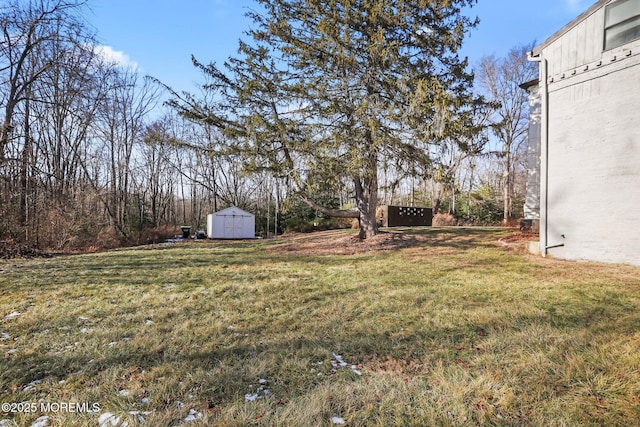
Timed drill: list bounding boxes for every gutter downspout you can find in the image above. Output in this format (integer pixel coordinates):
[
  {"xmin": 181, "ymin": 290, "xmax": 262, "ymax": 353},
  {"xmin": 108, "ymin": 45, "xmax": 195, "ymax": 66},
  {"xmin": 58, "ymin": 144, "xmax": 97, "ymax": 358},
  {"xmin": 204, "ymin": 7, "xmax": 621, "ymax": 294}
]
[{"xmin": 527, "ymin": 51, "xmax": 550, "ymax": 257}]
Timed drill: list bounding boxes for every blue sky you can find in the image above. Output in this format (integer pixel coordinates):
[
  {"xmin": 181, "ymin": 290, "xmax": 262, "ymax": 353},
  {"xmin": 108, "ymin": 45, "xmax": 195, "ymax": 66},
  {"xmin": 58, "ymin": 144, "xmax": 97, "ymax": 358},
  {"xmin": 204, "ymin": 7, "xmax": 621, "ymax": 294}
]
[{"xmin": 87, "ymin": 0, "xmax": 595, "ymax": 93}]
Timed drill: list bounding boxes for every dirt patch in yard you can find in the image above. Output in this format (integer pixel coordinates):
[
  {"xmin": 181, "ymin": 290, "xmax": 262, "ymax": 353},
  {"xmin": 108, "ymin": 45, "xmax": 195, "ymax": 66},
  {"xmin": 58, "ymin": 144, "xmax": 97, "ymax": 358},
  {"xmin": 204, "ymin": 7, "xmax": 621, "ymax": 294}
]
[
  {"xmin": 268, "ymin": 230, "xmax": 420, "ymax": 256},
  {"xmin": 497, "ymin": 232, "xmax": 539, "ymax": 255},
  {"xmin": 268, "ymin": 228, "xmax": 519, "ymax": 257},
  {"xmin": 498, "ymin": 232, "xmax": 539, "ymax": 244}
]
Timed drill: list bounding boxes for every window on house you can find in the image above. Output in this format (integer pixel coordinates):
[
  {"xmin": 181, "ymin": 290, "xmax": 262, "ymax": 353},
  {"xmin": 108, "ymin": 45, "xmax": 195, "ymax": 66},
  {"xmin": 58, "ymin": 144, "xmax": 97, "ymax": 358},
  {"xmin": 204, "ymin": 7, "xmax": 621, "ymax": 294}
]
[{"xmin": 605, "ymin": 0, "xmax": 640, "ymax": 50}]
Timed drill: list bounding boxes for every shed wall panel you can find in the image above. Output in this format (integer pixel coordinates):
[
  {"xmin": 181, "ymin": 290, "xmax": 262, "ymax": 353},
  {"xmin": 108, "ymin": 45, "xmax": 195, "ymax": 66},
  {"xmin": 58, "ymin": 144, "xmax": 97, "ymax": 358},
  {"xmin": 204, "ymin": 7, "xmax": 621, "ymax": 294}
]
[{"xmin": 206, "ymin": 207, "xmax": 255, "ymax": 239}]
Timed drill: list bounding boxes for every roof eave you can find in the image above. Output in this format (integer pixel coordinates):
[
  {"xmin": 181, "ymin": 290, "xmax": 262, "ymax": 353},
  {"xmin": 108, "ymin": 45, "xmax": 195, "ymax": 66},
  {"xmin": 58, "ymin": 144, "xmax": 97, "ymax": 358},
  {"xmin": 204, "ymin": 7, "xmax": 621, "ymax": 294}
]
[
  {"xmin": 533, "ymin": 0, "xmax": 611, "ymax": 56},
  {"xmin": 519, "ymin": 78, "xmax": 540, "ymax": 90}
]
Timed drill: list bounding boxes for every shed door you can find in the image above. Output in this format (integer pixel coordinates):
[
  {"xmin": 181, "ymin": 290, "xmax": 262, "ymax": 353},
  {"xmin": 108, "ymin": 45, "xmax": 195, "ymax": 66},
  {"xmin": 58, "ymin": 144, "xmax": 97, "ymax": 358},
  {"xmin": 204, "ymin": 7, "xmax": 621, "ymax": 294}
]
[{"xmin": 223, "ymin": 215, "xmax": 244, "ymax": 238}]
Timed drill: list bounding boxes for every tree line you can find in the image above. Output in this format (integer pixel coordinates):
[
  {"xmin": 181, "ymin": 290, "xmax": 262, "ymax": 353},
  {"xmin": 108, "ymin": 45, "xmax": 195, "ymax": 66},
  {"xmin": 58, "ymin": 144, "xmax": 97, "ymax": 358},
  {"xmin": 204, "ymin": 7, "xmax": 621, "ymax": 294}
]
[{"xmin": 0, "ymin": 0, "xmax": 537, "ymax": 250}]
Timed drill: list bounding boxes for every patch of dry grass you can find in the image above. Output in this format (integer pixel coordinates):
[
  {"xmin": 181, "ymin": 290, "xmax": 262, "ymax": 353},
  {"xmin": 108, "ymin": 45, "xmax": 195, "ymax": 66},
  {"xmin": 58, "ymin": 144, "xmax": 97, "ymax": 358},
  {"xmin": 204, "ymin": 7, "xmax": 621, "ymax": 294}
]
[{"xmin": 1, "ymin": 228, "xmax": 639, "ymax": 426}]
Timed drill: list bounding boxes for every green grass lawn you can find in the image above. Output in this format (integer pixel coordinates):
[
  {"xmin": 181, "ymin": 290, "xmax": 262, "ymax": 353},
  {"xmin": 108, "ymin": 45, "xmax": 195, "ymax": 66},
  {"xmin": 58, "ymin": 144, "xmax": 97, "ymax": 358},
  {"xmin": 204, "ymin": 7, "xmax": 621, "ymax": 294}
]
[{"xmin": 1, "ymin": 228, "xmax": 639, "ymax": 426}]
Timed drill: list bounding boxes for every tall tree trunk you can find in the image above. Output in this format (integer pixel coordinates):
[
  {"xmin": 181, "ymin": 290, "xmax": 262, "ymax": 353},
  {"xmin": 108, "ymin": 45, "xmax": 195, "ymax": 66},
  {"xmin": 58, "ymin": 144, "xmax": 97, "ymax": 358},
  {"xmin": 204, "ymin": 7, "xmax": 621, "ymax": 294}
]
[
  {"xmin": 503, "ymin": 146, "xmax": 512, "ymax": 224},
  {"xmin": 1, "ymin": 116, "xmax": 15, "ymax": 166},
  {"xmin": 20, "ymin": 97, "xmax": 31, "ymax": 231},
  {"xmin": 355, "ymin": 191, "xmax": 378, "ymax": 239},
  {"xmin": 354, "ymin": 168, "xmax": 379, "ymax": 239},
  {"xmin": 432, "ymin": 197, "xmax": 441, "ymax": 216},
  {"xmin": 432, "ymin": 183, "xmax": 444, "ymax": 215}
]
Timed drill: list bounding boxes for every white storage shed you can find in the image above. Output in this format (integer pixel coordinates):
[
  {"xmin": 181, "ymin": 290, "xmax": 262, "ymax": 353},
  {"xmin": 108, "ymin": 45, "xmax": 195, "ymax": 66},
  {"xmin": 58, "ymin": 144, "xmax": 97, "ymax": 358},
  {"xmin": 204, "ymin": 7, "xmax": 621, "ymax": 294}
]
[{"xmin": 206, "ymin": 206, "xmax": 255, "ymax": 239}]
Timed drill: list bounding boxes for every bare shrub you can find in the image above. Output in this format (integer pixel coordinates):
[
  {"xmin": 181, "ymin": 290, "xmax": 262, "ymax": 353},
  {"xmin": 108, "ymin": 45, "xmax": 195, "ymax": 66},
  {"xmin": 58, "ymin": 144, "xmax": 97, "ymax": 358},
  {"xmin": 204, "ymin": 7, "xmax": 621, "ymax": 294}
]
[
  {"xmin": 93, "ymin": 226, "xmax": 122, "ymax": 250},
  {"xmin": 133, "ymin": 225, "xmax": 179, "ymax": 245},
  {"xmin": 502, "ymin": 218, "xmax": 521, "ymax": 228},
  {"xmin": 0, "ymin": 240, "xmax": 50, "ymax": 259},
  {"xmin": 432, "ymin": 214, "xmax": 458, "ymax": 226}
]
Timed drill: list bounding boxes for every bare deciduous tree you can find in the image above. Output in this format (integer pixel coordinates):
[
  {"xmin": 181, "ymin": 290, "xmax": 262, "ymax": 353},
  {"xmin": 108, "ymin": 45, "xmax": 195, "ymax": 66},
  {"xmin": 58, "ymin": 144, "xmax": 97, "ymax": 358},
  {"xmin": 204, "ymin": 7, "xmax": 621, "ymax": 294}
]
[
  {"xmin": 477, "ymin": 44, "xmax": 537, "ymax": 223},
  {"xmin": 0, "ymin": 0, "xmax": 87, "ymax": 165},
  {"xmin": 91, "ymin": 67, "xmax": 159, "ymax": 239}
]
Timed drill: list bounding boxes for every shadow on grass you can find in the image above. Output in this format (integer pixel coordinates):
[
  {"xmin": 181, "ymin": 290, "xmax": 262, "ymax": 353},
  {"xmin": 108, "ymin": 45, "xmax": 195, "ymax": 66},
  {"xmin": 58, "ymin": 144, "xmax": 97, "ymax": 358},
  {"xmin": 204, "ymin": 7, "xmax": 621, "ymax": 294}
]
[
  {"xmin": 2, "ymin": 243, "xmax": 266, "ymax": 288},
  {"xmin": 4, "ymin": 286, "xmax": 639, "ymax": 406},
  {"xmin": 397, "ymin": 226, "xmax": 510, "ymax": 249},
  {"xmin": 4, "ymin": 228, "xmax": 511, "ymax": 280},
  {"xmin": 3, "ymin": 227, "xmax": 640, "ymax": 426}
]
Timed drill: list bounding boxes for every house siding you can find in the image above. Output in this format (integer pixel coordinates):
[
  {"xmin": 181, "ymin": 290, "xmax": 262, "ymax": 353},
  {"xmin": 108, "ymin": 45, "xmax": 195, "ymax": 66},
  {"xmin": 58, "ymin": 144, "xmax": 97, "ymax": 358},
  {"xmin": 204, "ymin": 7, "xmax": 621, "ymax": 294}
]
[
  {"xmin": 545, "ymin": 8, "xmax": 606, "ymax": 78},
  {"xmin": 529, "ymin": 0, "xmax": 640, "ymax": 266},
  {"xmin": 524, "ymin": 84, "xmax": 541, "ymax": 221}
]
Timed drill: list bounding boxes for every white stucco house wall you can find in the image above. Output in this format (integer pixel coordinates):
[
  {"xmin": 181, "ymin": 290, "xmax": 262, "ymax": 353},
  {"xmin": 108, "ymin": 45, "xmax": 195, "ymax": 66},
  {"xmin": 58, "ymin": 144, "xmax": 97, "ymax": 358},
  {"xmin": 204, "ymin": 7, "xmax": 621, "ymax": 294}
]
[{"xmin": 524, "ymin": 0, "xmax": 640, "ymax": 266}]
